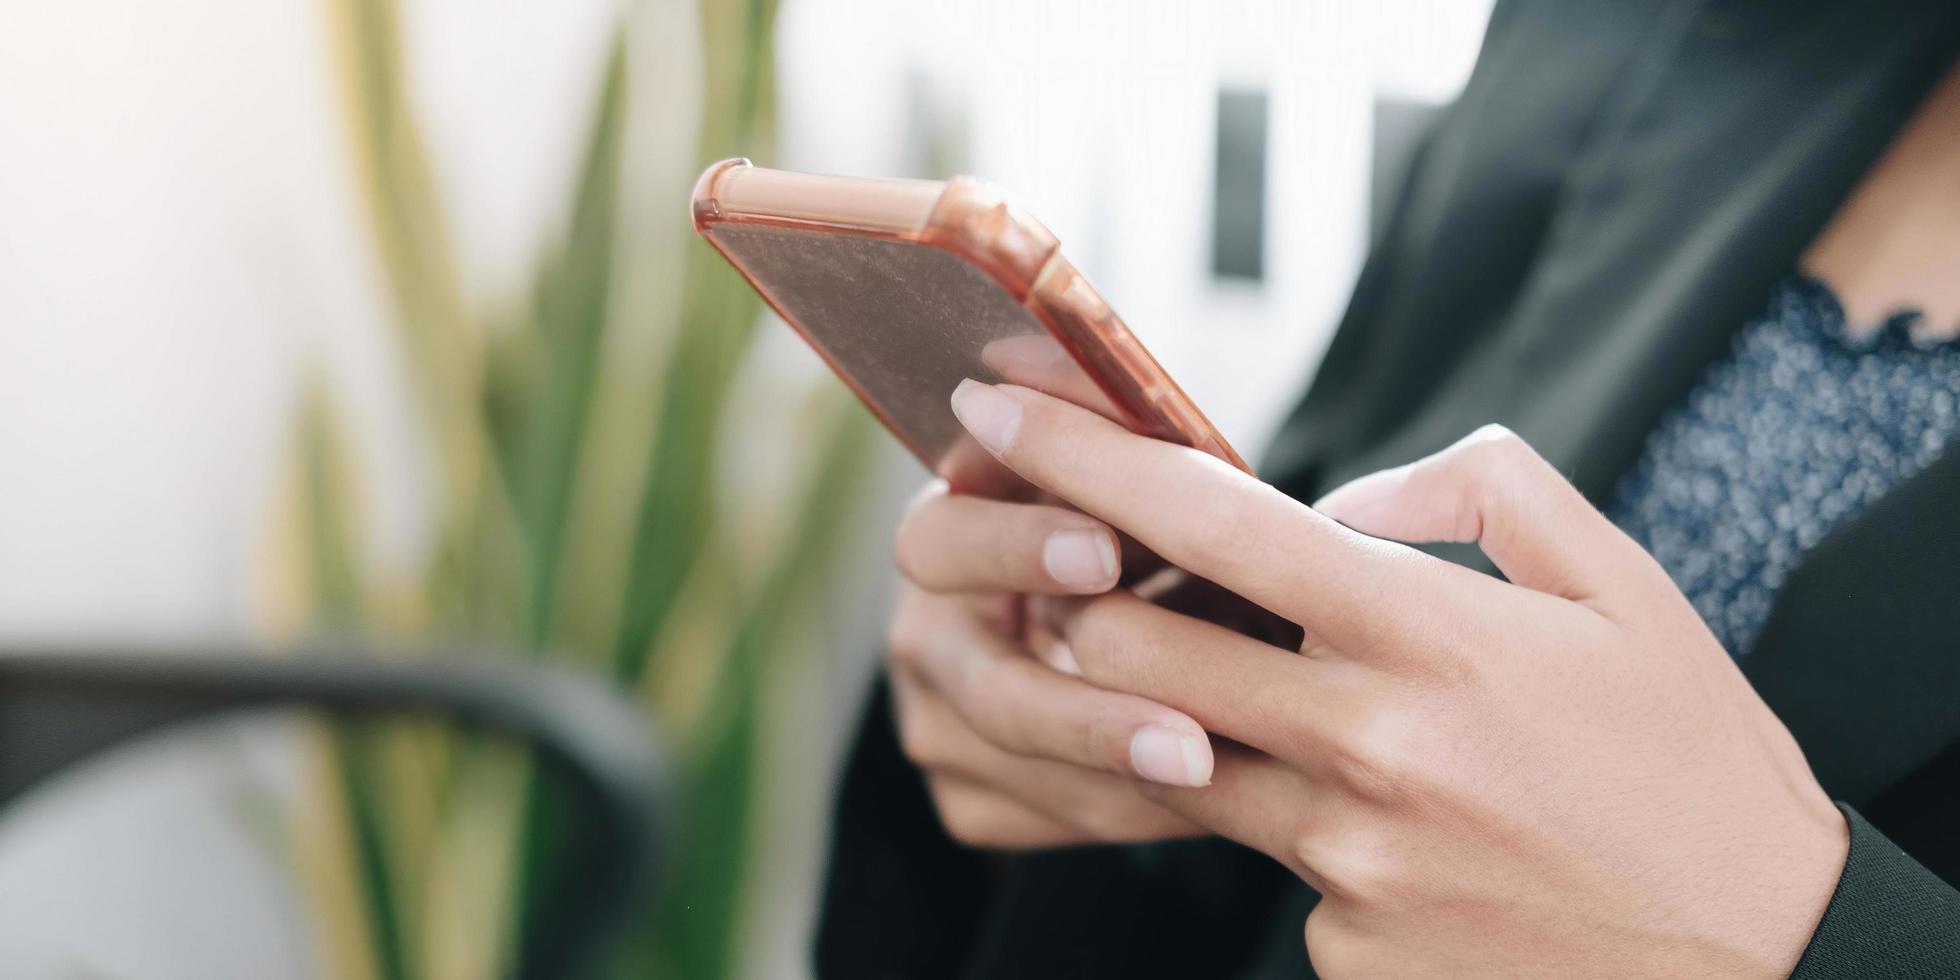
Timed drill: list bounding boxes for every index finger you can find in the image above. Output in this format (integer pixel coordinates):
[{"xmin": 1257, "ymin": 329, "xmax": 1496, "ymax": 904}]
[{"xmin": 948, "ymin": 380, "xmax": 1458, "ymax": 654}]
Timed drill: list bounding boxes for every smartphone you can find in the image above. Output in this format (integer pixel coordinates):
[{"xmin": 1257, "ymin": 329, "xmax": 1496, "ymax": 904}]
[{"xmin": 691, "ymin": 158, "xmax": 1246, "ymax": 491}]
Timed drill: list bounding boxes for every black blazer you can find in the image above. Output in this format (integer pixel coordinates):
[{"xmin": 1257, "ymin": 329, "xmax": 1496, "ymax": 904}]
[{"xmin": 815, "ymin": 2, "xmax": 1960, "ymax": 976}]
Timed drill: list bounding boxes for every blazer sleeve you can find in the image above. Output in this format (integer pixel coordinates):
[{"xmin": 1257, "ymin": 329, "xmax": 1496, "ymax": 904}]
[
  {"xmin": 1792, "ymin": 805, "xmax": 1960, "ymax": 978},
  {"xmin": 812, "ymin": 676, "xmax": 997, "ymax": 978}
]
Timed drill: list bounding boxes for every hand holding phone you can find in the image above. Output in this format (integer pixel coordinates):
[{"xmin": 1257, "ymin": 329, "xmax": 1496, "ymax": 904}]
[{"xmin": 692, "ymin": 162, "xmax": 1295, "ymax": 845}]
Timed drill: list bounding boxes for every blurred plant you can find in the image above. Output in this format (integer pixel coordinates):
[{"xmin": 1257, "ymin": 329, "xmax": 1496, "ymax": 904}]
[{"xmin": 272, "ymin": 0, "xmax": 872, "ymax": 976}]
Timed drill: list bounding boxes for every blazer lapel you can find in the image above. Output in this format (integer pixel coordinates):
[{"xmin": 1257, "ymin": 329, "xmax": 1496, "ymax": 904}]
[{"xmin": 1268, "ymin": 0, "xmax": 1960, "ymax": 508}]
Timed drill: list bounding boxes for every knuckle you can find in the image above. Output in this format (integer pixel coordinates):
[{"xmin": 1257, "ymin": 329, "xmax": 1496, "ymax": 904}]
[
  {"xmin": 981, "ymin": 526, "xmax": 1024, "ymax": 587},
  {"xmin": 931, "ymin": 789, "xmax": 1016, "ymax": 850},
  {"xmin": 1405, "ymin": 427, "xmax": 1539, "ymax": 544},
  {"xmin": 894, "ymin": 547, "xmax": 962, "ymax": 598},
  {"xmin": 951, "ymin": 654, "xmax": 1018, "ymax": 740},
  {"xmin": 1073, "ymin": 595, "xmax": 1115, "ymax": 642},
  {"xmin": 1464, "ymin": 422, "xmax": 1524, "ymax": 454},
  {"xmin": 1059, "ymin": 592, "xmax": 1130, "ymax": 670},
  {"xmin": 1290, "ymin": 825, "xmax": 1332, "ymax": 882},
  {"xmin": 1180, "ymin": 468, "xmax": 1259, "ymax": 560},
  {"xmin": 1325, "ymin": 706, "xmax": 1424, "ymax": 802},
  {"xmin": 883, "ymin": 599, "xmax": 926, "ymax": 665},
  {"xmin": 1019, "ymin": 398, "xmax": 1079, "ymax": 461},
  {"xmin": 1077, "ymin": 714, "xmax": 1135, "ymax": 777},
  {"xmin": 892, "ymin": 481, "xmax": 962, "ymax": 588},
  {"xmin": 1390, "ymin": 613, "xmax": 1486, "ymax": 687},
  {"xmin": 929, "ymin": 792, "xmax": 989, "ymax": 847},
  {"xmin": 891, "ymin": 520, "xmax": 930, "ymax": 585},
  {"xmin": 1302, "ymin": 906, "xmax": 1367, "ymax": 979},
  {"xmin": 894, "ymin": 707, "xmax": 944, "ymax": 769},
  {"xmin": 1072, "ymin": 795, "xmax": 1163, "ymax": 844},
  {"xmin": 1298, "ymin": 823, "xmax": 1405, "ymax": 909},
  {"xmin": 1314, "ymin": 844, "xmax": 1398, "ymax": 907},
  {"xmin": 892, "ymin": 496, "xmax": 938, "ymax": 573},
  {"xmin": 1454, "ymin": 424, "xmax": 1530, "ymax": 479},
  {"xmin": 882, "ymin": 622, "xmax": 909, "ymax": 665},
  {"xmin": 1057, "ymin": 591, "xmax": 1106, "ymax": 645}
]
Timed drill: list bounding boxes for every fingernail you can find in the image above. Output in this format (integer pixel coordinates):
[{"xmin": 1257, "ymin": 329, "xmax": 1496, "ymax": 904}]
[
  {"xmin": 1129, "ymin": 726, "xmax": 1212, "ymax": 787},
  {"xmin": 1043, "ymin": 528, "xmax": 1118, "ymax": 592},
  {"xmin": 950, "ymin": 379, "xmax": 1021, "ymax": 456}
]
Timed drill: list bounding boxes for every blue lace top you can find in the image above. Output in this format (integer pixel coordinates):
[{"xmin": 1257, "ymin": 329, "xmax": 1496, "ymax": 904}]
[{"xmin": 1605, "ymin": 276, "xmax": 1960, "ymax": 658}]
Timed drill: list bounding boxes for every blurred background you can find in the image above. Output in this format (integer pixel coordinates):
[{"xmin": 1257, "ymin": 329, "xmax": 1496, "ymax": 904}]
[{"xmin": 0, "ymin": 0, "xmax": 1491, "ymax": 976}]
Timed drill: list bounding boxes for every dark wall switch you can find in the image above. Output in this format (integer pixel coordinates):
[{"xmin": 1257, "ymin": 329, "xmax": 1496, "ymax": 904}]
[{"xmin": 1211, "ymin": 87, "xmax": 1269, "ymax": 282}]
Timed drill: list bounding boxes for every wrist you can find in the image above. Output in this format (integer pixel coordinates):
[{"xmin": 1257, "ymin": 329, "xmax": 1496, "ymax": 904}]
[{"xmin": 1726, "ymin": 798, "xmax": 1850, "ymax": 977}]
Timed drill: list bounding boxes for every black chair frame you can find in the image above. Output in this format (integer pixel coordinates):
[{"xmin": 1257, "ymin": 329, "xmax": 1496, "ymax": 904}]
[{"xmin": 0, "ymin": 646, "xmax": 669, "ymax": 980}]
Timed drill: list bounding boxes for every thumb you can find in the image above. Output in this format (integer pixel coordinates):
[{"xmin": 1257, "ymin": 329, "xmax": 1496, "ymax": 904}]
[{"xmin": 1313, "ymin": 425, "xmax": 1647, "ymax": 602}]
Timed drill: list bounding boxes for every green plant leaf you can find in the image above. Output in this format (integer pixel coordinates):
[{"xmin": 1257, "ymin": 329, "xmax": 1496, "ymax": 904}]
[
  {"xmin": 296, "ymin": 2, "xmax": 885, "ymax": 979},
  {"xmin": 507, "ymin": 35, "xmax": 629, "ymax": 651},
  {"xmin": 332, "ymin": 729, "xmax": 415, "ymax": 980},
  {"xmin": 608, "ymin": 0, "xmax": 779, "ymax": 685},
  {"xmin": 643, "ymin": 398, "xmax": 876, "ymax": 979},
  {"xmin": 291, "ymin": 383, "xmax": 415, "ymax": 980},
  {"xmin": 327, "ymin": 0, "xmax": 510, "ymax": 635},
  {"xmin": 296, "ymin": 381, "xmax": 364, "ymax": 627}
]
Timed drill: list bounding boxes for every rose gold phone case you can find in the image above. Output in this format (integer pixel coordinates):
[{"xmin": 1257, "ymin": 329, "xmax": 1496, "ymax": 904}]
[{"xmin": 692, "ymin": 158, "xmax": 1247, "ymax": 489}]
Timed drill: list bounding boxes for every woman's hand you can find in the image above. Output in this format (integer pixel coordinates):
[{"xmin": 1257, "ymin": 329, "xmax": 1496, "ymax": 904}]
[
  {"xmin": 881, "ymin": 480, "xmax": 1213, "ymax": 849},
  {"xmin": 949, "ymin": 380, "xmax": 1850, "ymax": 977}
]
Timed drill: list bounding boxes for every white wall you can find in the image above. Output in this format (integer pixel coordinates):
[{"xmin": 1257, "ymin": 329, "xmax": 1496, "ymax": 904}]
[
  {"xmin": 0, "ymin": 2, "xmax": 618, "ymax": 975},
  {"xmin": 0, "ymin": 1, "xmax": 1489, "ymax": 976}
]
